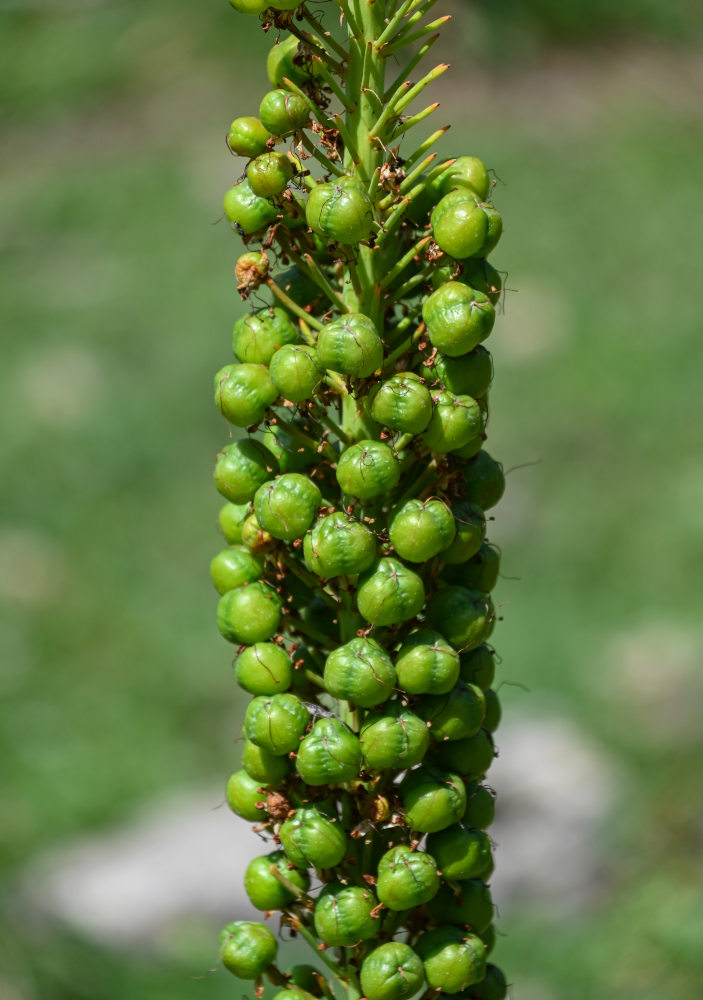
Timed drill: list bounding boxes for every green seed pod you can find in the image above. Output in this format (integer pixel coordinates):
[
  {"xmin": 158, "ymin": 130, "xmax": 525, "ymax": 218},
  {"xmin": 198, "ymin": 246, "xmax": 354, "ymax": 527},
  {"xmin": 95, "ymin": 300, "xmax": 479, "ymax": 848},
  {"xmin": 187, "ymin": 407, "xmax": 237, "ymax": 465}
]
[
  {"xmin": 422, "ymin": 391, "xmax": 484, "ymax": 454},
  {"xmin": 323, "ymin": 636, "xmax": 396, "ymax": 708},
  {"xmin": 416, "ymin": 926, "xmax": 487, "ymax": 993},
  {"xmin": 224, "ymin": 178, "xmax": 278, "ymax": 235},
  {"xmin": 254, "ymin": 473, "xmax": 322, "ymax": 542},
  {"xmin": 218, "ymin": 501, "xmax": 251, "ymax": 544},
  {"xmin": 279, "ymin": 806, "xmax": 347, "ymax": 869},
  {"xmin": 400, "ymin": 766, "xmax": 466, "ymax": 833},
  {"xmin": 418, "ymin": 682, "xmax": 486, "ymax": 742},
  {"xmin": 395, "ymin": 628, "xmax": 460, "ymax": 695},
  {"xmin": 432, "ymin": 729, "xmax": 495, "ymax": 779},
  {"xmin": 217, "ymin": 581, "xmax": 283, "ymax": 644},
  {"xmin": 240, "ymin": 512, "xmax": 275, "ymax": 553},
  {"xmin": 439, "ymin": 156, "xmax": 491, "ymax": 201},
  {"xmin": 360, "ymin": 702, "xmax": 430, "ymax": 769},
  {"xmin": 296, "ymin": 717, "xmax": 362, "ymax": 785},
  {"xmin": 313, "ymin": 882, "xmax": 378, "ymax": 947},
  {"xmin": 247, "ymin": 151, "xmax": 296, "ymax": 198},
  {"xmin": 263, "ymin": 419, "xmax": 317, "ymax": 473},
  {"xmin": 259, "ymin": 88, "xmax": 309, "ymax": 136},
  {"xmin": 357, "ymin": 557, "xmax": 425, "ymax": 627},
  {"xmin": 377, "ymin": 844, "xmax": 440, "ymax": 911},
  {"xmin": 225, "ymin": 769, "xmax": 268, "ymax": 822},
  {"xmin": 446, "ymin": 543, "xmax": 500, "ymax": 591},
  {"xmin": 470, "ymin": 964, "xmax": 508, "ymax": 1000},
  {"xmin": 461, "ymin": 260, "xmax": 503, "ymax": 306},
  {"xmin": 426, "ymin": 587, "xmax": 494, "ymax": 651},
  {"xmin": 244, "ymin": 692, "xmax": 309, "ymax": 755},
  {"xmin": 316, "ymin": 314, "xmax": 383, "ymax": 378},
  {"xmin": 480, "ymin": 924, "xmax": 496, "ymax": 958},
  {"xmin": 461, "ymin": 451, "xmax": 506, "ymax": 510},
  {"xmin": 427, "ymin": 824, "xmax": 493, "ymax": 881},
  {"xmin": 423, "ymin": 283, "xmax": 496, "ymax": 358},
  {"xmin": 215, "ymin": 439, "xmax": 278, "ymax": 505},
  {"xmin": 233, "ymin": 306, "xmax": 299, "ymax": 365},
  {"xmin": 236, "ymin": 642, "xmax": 293, "ymax": 695},
  {"xmin": 303, "ymin": 511, "xmax": 377, "ymax": 577},
  {"xmin": 269, "ymin": 344, "xmax": 324, "ymax": 402},
  {"xmin": 336, "ymin": 440, "xmax": 400, "ymax": 500},
  {"xmin": 368, "ymin": 372, "xmax": 434, "ymax": 434},
  {"xmin": 429, "ymin": 346, "xmax": 493, "ymax": 398},
  {"xmin": 464, "ymin": 783, "xmax": 496, "ymax": 830},
  {"xmin": 441, "ymin": 502, "xmax": 486, "ymax": 565},
  {"xmin": 242, "ymin": 739, "xmax": 292, "ymax": 784},
  {"xmin": 306, "ymin": 180, "xmax": 374, "ymax": 245},
  {"xmin": 426, "ymin": 880, "xmax": 494, "ymax": 933},
  {"xmin": 432, "ymin": 192, "xmax": 502, "ymax": 260},
  {"xmin": 210, "ymin": 545, "xmax": 265, "ymax": 595},
  {"xmin": 389, "ymin": 497, "xmax": 456, "ymax": 562},
  {"xmin": 244, "ymin": 851, "xmax": 310, "ymax": 911},
  {"xmin": 220, "ymin": 920, "xmax": 278, "ymax": 979},
  {"xmin": 226, "ymin": 115, "xmax": 272, "ymax": 157},
  {"xmin": 458, "ymin": 651, "xmax": 491, "ymax": 698},
  {"xmin": 360, "ymin": 941, "xmax": 426, "ymax": 1000},
  {"xmin": 482, "ymin": 689, "xmax": 501, "ymax": 733},
  {"xmin": 214, "ymin": 363, "xmax": 278, "ymax": 427},
  {"xmin": 267, "ymin": 36, "xmax": 316, "ymax": 89}
]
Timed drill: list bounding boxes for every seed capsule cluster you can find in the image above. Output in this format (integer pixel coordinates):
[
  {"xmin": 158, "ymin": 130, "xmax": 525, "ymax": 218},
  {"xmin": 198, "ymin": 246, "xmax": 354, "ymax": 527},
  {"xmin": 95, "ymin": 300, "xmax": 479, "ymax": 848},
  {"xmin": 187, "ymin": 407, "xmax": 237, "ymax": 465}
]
[{"xmin": 213, "ymin": 2, "xmax": 509, "ymax": 998}]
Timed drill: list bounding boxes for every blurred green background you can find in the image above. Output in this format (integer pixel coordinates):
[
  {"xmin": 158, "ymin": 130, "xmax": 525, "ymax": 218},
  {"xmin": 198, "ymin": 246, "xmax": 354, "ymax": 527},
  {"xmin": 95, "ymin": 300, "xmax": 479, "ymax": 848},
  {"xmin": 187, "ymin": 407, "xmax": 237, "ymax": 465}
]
[{"xmin": 2, "ymin": 0, "xmax": 703, "ymax": 997}]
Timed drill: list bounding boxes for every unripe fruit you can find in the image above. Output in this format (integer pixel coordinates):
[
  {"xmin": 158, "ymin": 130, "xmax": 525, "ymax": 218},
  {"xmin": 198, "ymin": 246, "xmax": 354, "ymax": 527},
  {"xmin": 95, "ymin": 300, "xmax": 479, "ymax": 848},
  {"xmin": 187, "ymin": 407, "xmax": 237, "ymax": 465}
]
[
  {"xmin": 225, "ymin": 769, "xmax": 269, "ymax": 822},
  {"xmin": 459, "ymin": 646, "xmax": 496, "ymax": 690},
  {"xmin": 214, "ymin": 362, "xmax": 278, "ymax": 427},
  {"xmin": 368, "ymin": 372, "xmax": 434, "ymax": 434},
  {"xmin": 240, "ymin": 512, "xmax": 275, "ymax": 552},
  {"xmin": 296, "ymin": 717, "xmax": 362, "ymax": 785},
  {"xmin": 304, "ymin": 511, "xmax": 377, "ymax": 577},
  {"xmin": 376, "ymin": 845, "xmax": 440, "ymax": 910},
  {"xmin": 224, "ymin": 179, "xmax": 278, "ymax": 235},
  {"xmin": 306, "ymin": 180, "xmax": 374, "ymax": 245},
  {"xmin": 279, "ymin": 806, "xmax": 347, "ymax": 869},
  {"xmin": 336, "ymin": 440, "xmax": 400, "ymax": 500},
  {"xmin": 471, "ymin": 964, "xmax": 508, "ymax": 1000},
  {"xmin": 267, "ymin": 36, "xmax": 316, "ymax": 89},
  {"xmin": 236, "ymin": 642, "xmax": 293, "ymax": 695},
  {"xmin": 260, "ymin": 88, "xmax": 309, "ymax": 136},
  {"xmin": 456, "ymin": 543, "xmax": 501, "ymax": 592},
  {"xmin": 389, "ymin": 497, "xmax": 456, "ymax": 562},
  {"xmin": 422, "ymin": 390, "xmax": 484, "ymax": 454},
  {"xmin": 215, "ymin": 439, "xmax": 278, "ymax": 505},
  {"xmin": 210, "ymin": 545, "xmax": 265, "ymax": 595},
  {"xmin": 218, "ymin": 581, "xmax": 283, "ymax": 644},
  {"xmin": 427, "ymin": 823, "xmax": 493, "ymax": 880},
  {"xmin": 323, "ymin": 636, "xmax": 396, "ymax": 708},
  {"xmin": 360, "ymin": 941, "xmax": 425, "ymax": 1000},
  {"xmin": 433, "ymin": 729, "xmax": 495, "ymax": 779},
  {"xmin": 254, "ymin": 473, "xmax": 322, "ymax": 541},
  {"xmin": 316, "ymin": 313, "xmax": 383, "ymax": 378},
  {"xmin": 416, "ymin": 926, "xmax": 487, "ymax": 993},
  {"xmin": 244, "ymin": 851, "xmax": 310, "ymax": 910},
  {"xmin": 314, "ymin": 882, "xmax": 378, "ymax": 946},
  {"xmin": 395, "ymin": 628, "xmax": 460, "ymax": 695},
  {"xmin": 464, "ymin": 783, "xmax": 496, "ymax": 830},
  {"xmin": 418, "ymin": 682, "xmax": 486, "ymax": 742},
  {"xmin": 220, "ymin": 920, "xmax": 277, "ymax": 979},
  {"xmin": 483, "ymin": 688, "xmax": 502, "ymax": 733},
  {"xmin": 233, "ymin": 306, "xmax": 299, "ymax": 365},
  {"xmin": 441, "ymin": 502, "xmax": 486, "ymax": 565},
  {"xmin": 218, "ymin": 501, "xmax": 250, "ymax": 544},
  {"xmin": 461, "ymin": 451, "xmax": 506, "ymax": 510},
  {"xmin": 423, "ymin": 283, "xmax": 496, "ymax": 357},
  {"xmin": 360, "ymin": 702, "xmax": 430, "ymax": 769},
  {"xmin": 269, "ymin": 344, "xmax": 323, "ymax": 402},
  {"xmin": 263, "ymin": 419, "xmax": 317, "ymax": 473},
  {"xmin": 244, "ymin": 693, "xmax": 309, "ymax": 755},
  {"xmin": 426, "ymin": 880, "xmax": 494, "ymax": 933},
  {"xmin": 242, "ymin": 739, "xmax": 292, "ymax": 783},
  {"xmin": 400, "ymin": 766, "xmax": 466, "ymax": 832},
  {"xmin": 432, "ymin": 192, "xmax": 502, "ymax": 260},
  {"xmin": 429, "ymin": 346, "xmax": 493, "ymax": 398},
  {"xmin": 248, "ymin": 151, "xmax": 296, "ymax": 198},
  {"xmin": 357, "ymin": 557, "xmax": 425, "ymax": 627},
  {"xmin": 426, "ymin": 586, "xmax": 495, "ymax": 651},
  {"xmin": 227, "ymin": 115, "xmax": 271, "ymax": 157},
  {"xmin": 439, "ymin": 156, "xmax": 491, "ymax": 201},
  {"xmin": 461, "ymin": 260, "xmax": 503, "ymax": 306}
]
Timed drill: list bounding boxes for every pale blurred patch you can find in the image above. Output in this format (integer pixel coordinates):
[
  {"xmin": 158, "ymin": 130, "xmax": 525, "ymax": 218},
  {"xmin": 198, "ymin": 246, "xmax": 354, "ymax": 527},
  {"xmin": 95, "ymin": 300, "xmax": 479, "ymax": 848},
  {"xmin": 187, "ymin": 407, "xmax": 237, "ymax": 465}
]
[
  {"xmin": 495, "ymin": 280, "xmax": 570, "ymax": 364},
  {"xmin": 0, "ymin": 528, "xmax": 70, "ymax": 606},
  {"xmin": 11, "ymin": 344, "xmax": 105, "ymax": 430}
]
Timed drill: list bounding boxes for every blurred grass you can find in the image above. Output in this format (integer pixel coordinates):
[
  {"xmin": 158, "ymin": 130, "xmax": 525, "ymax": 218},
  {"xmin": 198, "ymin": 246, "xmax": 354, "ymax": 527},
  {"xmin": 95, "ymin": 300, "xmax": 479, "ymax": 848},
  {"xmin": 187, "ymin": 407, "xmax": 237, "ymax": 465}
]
[{"xmin": 2, "ymin": 1, "xmax": 703, "ymax": 998}]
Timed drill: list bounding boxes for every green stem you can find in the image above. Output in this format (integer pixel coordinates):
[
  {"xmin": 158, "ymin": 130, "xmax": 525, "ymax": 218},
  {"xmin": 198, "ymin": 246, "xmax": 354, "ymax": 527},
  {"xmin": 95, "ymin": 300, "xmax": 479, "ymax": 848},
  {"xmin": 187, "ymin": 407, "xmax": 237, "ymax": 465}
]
[{"xmin": 267, "ymin": 278, "xmax": 326, "ymax": 331}]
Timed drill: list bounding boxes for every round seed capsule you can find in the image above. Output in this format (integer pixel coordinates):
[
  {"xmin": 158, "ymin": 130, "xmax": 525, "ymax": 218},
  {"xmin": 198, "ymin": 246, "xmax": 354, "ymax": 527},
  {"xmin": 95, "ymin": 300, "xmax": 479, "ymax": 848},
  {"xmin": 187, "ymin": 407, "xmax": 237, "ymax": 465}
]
[
  {"xmin": 306, "ymin": 180, "xmax": 374, "ymax": 245},
  {"xmin": 427, "ymin": 823, "xmax": 493, "ymax": 881},
  {"xmin": 461, "ymin": 260, "xmax": 503, "ymax": 306},
  {"xmin": 236, "ymin": 642, "xmax": 293, "ymax": 695},
  {"xmin": 432, "ymin": 729, "xmax": 495, "ymax": 779},
  {"xmin": 441, "ymin": 502, "xmax": 486, "ymax": 565},
  {"xmin": 214, "ymin": 439, "xmax": 278, "ymax": 505},
  {"xmin": 224, "ymin": 179, "xmax": 278, "ymax": 235},
  {"xmin": 269, "ymin": 344, "xmax": 323, "ymax": 402},
  {"xmin": 214, "ymin": 363, "xmax": 278, "ymax": 427},
  {"xmin": 423, "ymin": 283, "xmax": 496, "ymax": 358},
  {"xmin": 429, "ymin": 346, "xmax": 493, "ymax": 398},
  {"xmin": 210, "ymin": 545, "xmax": 265, "ymax": 595},
  {"xmin": 267, "ymin": 35, "xmax": 316, "ymax": 89},
  {"xmin": 244, "ymin": 693, "xmax": 309, "ymax": 755},
  {"xmin": 389, "ymin": 497, "xmax": 456, "ymax": 562},
  {"xmin": 247, "ymin": 151, "xmax": 295, "ymax": 198},
  {"xmin": 457, "ymin": 543, "xmax": 501, "ymax": 592},
  {"xmin": 357, "ymin": 557, "xmax": 425, "ymax": 627},
  {"xmin": 242, "ymin": 739, "xmax": 291, "ymax": 784},
  {"xmin": 480, "ymin": 925, "xmax": 496, "ymax": 958},
  {"xmin": 432, "ymin": 192, "xmax": 502, "ymax": 260},
  {"xmin": 240, "ymin": 512, "xmax": 275, "ymax": 553},
  {"xmin": 416, "ymin": 926, "xmax": 487, "ymax": 993},
  {"xmin": 459, "ymin": 646, "xmax": 496, "ymax": 690},
  {"xmin": 254, "ymin": 473, "xmax": 321, "ymax": 542},
  {"xmin": 259, "ymin": 88, "xmax": 309, "ymax": 136},
  {"xmin": 303, "ymin": 511, "xmax": 377, "ymax": 577},
  {"xmin": 244, "ymin": 851, "xmax": 310, "ymax": 911},
  {"xmin": 336, "ymin": 440, "xmax": 400, "ymax": 500},
  {"xmin": 400, "ymin": 766, "xmax": 466, "ymax": 832},
  {"xmin": 464, "ymin": 783, "xmax": 496, "ymax": 830},
  {"xmin": 377, "ymin": 845, "xmax": 440, "ymax": 911},
  {"xmin": 461, "ymin": 451, "xmax": 506, "ymax": 510},
  {"xmin": 316, "ymin": 314, "xmax": 383, "ymax": 378},
  {"xmin": 217, "ymin": 581, "xmax": 282, "ymax": 644},
  {"xmin": 360, "ymin": 702, "xmax": 430, "ymax": 769},
  {"xmin": 483, "ymin": 689, "xmax": 501, "ymax": 733},
  {"xmin": 426, "ymin": 586, "xmax": 495, "ymax": 651},
  {"xmin": 220, "ymin": 920, "xmax": 277, "ymax": 979},
  {"xmin": 360, "ymin": 941, "xmax": 425, "ymax": 1000},
  {"xmin": 218, "ymin": 502, "xmax": 250, "ymax": 544},
  {"xmin": 323, "ymin": 636, "xmax": 396, "ymax": 708},
  {"xmin": 418, "ymin": 682, "xmax": 486, "ymax": 742},
  {"xmin": 439, "ymin": 156, "xmax": 491, "ymax": 201},
  {"xmin": 423, "ymin": 390, "xmax": 484, "ymax": 454},
  {"xmin": 263, "ymin": 419, "xmax": 317, "ymax": 473},
  {"xmin": 296, "ymin": 717, "xmax": 362, "ymax": 785},
  {"xmin": 368, "ymin": 372, "xmax": 434, "ymax": 434},
  {"xmin": 225, "ymin": 769, "xmax": 269, "ymax": 822},
  {"xmin": 313, "ymin": 882, "xmax": 378, "ymax": 947},
  {"xmin": 427, "ymin": 880, "xmax": 494, "ymax": 934},
  {"xmin": 279, "ymin": 806, "xmax": 347, "ymax": 869},
  {"xmin": 471, "ymin": 964, "xmax": 508, "ymax": 1000},
  {"xmin": 233, "ymin": 306, "xmax": 299, "ymax": 365},
  {"xmin": 226, "ymin": 115, "xmax": 271, "ymax": 157},
  {"xmin": 395, "ymin": 628, "xmax": 460, "ymax": 695}
]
